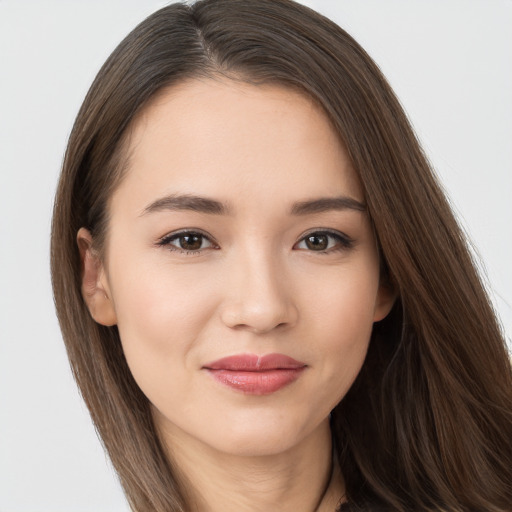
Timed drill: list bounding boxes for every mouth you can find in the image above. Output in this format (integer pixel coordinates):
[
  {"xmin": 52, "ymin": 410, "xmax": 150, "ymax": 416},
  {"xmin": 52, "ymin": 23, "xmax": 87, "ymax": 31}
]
[{"xmin": 202, "ymin": 353, "xmax": 307, "ymax": 395}]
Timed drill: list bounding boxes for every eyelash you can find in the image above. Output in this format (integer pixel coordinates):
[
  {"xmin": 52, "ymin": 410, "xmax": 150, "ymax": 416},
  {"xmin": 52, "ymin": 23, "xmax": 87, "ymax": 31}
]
[
  {"xmin": 295, "ymin": 229, "xmax": 354, "ymax": 253},
  {"xmin": 156, "ymin": 229, "xmax": 354, "ymax": 255},
  {"xmin": 156, "ymin": 229, "xmax": 218, "ymax": 255}
]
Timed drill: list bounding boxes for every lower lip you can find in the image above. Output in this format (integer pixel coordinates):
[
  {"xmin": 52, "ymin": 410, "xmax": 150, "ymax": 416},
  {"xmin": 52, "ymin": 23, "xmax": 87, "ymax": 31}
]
[{"xmin": 206, "ymin": 368, "xmax": 305, "ymax": 395}]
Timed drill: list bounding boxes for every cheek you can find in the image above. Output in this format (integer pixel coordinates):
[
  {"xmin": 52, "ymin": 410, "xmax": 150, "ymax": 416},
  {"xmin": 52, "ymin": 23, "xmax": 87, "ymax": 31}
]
[
  {"xmin": 306, "ymin": 259, "xmax": 379, "ymax": 343},
  {"xmin": 303, "ymin": 265, "xmax": 379, "ymax": 402},
  {"xmin": 107, "ymin": 256, "xmax": 221, "ymax": 392}
]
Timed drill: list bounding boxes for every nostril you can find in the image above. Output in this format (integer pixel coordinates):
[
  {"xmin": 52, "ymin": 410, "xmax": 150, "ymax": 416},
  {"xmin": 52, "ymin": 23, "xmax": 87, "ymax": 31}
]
[{"xmin": 219, "ymin": 289, "xmax": 299, "ymax": 333}]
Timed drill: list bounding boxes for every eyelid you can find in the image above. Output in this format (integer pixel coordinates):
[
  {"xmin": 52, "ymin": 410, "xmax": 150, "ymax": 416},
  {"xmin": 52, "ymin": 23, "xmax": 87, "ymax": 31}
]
[
  {"xmin": 155, "ymin": 227, "xmax": 353, "ymax": 254},
  {"xmin": 156, "ymin": 228, "xmax": 218, "ymax": 253},
  {"xmin": 294, "ymin": 228, "xmax": 354, "ymax": 251}
]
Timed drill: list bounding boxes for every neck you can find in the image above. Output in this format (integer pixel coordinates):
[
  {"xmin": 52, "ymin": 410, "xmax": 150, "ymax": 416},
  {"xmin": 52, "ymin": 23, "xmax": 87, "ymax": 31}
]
[{"xmin": 158, "ymin": 416, "xmax": 344, "ymax": 512}]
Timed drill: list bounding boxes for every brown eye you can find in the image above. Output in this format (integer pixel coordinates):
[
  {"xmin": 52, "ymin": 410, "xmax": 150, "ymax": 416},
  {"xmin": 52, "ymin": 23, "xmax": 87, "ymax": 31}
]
[
  {"xmin": 295, "ymin": 230, "xmax": 354, "ymax": 252},
  {"xmin": 305, "ymin": 234, "xmax": 328, "ymax": 251},
  {"xmin": 178, "ymin": 234, "xmax": 203, "ymax": 251},
  {"xmin": 158, "ymin": 231, "xmax": 215, "ymax": 253}
]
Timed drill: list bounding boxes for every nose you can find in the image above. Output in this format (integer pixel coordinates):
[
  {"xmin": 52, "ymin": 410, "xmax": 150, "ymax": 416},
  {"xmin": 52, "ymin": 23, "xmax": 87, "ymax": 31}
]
[{"xmin": 219, "ymin": 250, "xmax": 298, "ymax": 334}]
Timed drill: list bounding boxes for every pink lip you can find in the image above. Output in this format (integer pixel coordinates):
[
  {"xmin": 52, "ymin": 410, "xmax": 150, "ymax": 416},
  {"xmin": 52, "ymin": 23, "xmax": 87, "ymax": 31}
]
[{"xmin": 203, "ymin": 353, "xmax": 307, "ymax": 395}]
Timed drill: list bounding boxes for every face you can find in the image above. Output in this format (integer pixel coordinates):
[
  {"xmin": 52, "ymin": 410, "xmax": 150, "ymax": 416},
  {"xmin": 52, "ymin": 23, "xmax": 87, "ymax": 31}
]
[{"xmin": 80, "ymin": 79, "xmax": 394, "ymax": 457}]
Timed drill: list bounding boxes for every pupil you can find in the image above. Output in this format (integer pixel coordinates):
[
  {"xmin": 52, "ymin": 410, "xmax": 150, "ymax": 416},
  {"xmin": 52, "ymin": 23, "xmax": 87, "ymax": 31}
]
[
  {"xmin": 180, "ymin": 234, "xmax": 202, "ymax": 250},
  {"xmin": 306, "ymin": 234, "xmax": 328, "ymax": 250}
]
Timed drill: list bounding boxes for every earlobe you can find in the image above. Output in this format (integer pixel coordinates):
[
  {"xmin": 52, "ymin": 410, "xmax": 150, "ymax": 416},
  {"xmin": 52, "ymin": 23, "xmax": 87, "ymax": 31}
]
[{"xmin": 77, "ymin": 228, "xmax": 117, "ymax": 326}]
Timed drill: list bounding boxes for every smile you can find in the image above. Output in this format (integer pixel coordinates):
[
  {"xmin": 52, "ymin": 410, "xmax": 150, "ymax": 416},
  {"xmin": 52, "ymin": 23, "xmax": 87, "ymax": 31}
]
[{"xmin": 202, "ymin": 353, "xmax": 307, "ymax": 395}]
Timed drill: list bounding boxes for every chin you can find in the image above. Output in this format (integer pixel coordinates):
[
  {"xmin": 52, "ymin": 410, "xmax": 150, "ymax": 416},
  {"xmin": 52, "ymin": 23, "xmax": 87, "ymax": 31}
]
[{"xmin": 198, "ymin": 412, "xmax": 329, "ymax": 458}]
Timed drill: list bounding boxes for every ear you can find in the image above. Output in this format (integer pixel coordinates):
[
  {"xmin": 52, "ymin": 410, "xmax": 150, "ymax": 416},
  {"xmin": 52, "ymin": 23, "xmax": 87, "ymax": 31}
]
[
  {"xmin": 77, "ymin": 227, "xmax": 117, "ymax": 326},
  {"xmin": 373, "ymin": 279, "xmax": 397, "ymax": 323}
]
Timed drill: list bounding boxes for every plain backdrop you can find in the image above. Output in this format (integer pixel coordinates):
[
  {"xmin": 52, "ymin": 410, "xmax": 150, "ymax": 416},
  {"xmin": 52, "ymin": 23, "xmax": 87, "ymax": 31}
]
[{"xmin": 1, "ymin": 1, "xmax": 511, "ymax": 510}]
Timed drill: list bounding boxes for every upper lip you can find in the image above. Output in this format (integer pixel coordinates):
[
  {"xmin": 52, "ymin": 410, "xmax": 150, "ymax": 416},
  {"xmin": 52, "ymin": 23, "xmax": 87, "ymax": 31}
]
[{"xmin": 203, "ymin": 353, "xmax": 306, "ymax": 371}]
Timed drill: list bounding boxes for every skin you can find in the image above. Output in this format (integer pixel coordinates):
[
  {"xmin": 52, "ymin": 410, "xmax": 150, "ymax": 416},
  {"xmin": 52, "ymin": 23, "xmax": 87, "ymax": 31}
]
[{"xmin": 79, "ymin": 78, "xmax": 395, "ymax": 512}]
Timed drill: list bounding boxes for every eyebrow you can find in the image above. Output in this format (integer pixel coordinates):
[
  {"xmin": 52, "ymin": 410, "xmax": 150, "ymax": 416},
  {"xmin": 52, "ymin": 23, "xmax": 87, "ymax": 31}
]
[
  {"xmin": 141, "ymin": 194, "xmax": 229, "ymax": 216},
  {"xmin": 140, "ymin": 194, "xmax": 366, "ymax": 217},
  {"xmin": 290, "ymin": 196, "xmax": 366, "ymax": 215}
]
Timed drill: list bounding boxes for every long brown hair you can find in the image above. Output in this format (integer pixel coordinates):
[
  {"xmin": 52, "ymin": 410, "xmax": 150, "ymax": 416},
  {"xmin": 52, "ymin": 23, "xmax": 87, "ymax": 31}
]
[{"xmin": 51, "ymin": 1, "xmax": 512, "ymax": 510}]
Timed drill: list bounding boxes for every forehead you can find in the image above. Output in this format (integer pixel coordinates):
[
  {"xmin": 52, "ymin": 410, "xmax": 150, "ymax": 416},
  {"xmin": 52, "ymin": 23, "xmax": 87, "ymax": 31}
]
[{"xmin": 112, "ymin": 78, "xmax": 363, "ymax": 213}]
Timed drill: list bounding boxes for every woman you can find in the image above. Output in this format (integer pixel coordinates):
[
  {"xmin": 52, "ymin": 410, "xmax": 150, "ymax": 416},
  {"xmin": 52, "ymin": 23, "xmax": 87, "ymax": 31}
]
[{"xmin": 50, "ymin": 0, "xmax": 512, "ymax": 510}]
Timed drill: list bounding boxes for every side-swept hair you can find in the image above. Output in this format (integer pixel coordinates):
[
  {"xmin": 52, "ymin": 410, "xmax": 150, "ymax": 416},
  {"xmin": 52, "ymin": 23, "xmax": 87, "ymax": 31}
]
[{"xmin": 51, "ymin": 1, "xmax": 512, "ymax": 510}]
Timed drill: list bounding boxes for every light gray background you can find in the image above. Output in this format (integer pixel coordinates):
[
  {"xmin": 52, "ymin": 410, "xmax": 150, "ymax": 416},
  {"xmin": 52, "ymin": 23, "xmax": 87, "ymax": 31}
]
[{"xmin": 1, "ymin": 1, "xmax": 511, "ymax": 510}]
